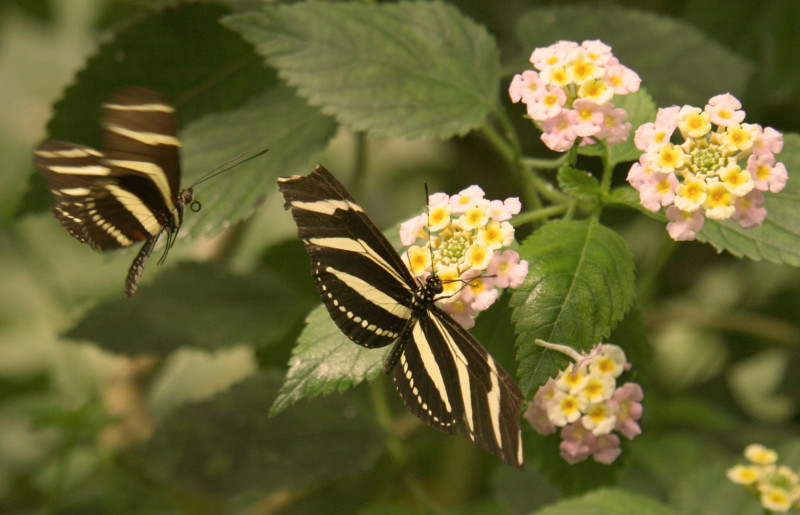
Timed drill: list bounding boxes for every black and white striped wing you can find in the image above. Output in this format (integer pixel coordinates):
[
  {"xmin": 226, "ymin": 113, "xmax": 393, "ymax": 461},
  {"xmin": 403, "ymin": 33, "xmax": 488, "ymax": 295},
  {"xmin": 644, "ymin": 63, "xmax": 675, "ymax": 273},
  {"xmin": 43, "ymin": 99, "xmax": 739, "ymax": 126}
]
[
  {"xmin": 395, "ymin": 307, "xmax": 524, "ymax": 468},
  {"xmin": 278, "ymin": 166, "xmax": 416, "ymax": 349},
  {"xmin": 35, "ymin": 87, "xmax": 186, "ymax": 296},
  {"xmin": 279, "ymin": 165, "xmax": 525, "ymax": 468}
]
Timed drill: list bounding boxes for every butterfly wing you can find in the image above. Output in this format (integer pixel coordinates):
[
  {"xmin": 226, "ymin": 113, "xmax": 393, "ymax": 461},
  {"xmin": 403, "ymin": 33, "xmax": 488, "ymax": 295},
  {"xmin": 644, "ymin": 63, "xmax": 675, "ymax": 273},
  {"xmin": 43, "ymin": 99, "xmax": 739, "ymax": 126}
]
[
  {"xmin": 278, "ymin": 165, "xmax": 416, "ymax": 349},
  {"xmin": 393, "ymin": 307, "xmax": 524, "ymax": 468}
]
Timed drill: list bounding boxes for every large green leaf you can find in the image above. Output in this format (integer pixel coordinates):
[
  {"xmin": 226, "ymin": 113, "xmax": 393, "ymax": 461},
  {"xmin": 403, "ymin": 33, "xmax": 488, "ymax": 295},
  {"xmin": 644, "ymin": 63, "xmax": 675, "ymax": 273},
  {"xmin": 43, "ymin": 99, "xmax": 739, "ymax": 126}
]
[
  {"xmin": 222, "ymin": 1, "xmax": 500, "ymax": 139},
  {"xmin": 534, "ymin": 488, "xmax": 676, "ymax": 515},
  {"xmin": 127, "ymin": 372, "xmax": 384, "ymax": 496},
  {"xmin": 510, "ymin": 219, "xmax": 635, "ymax": 395},
  {"xmin": 43, "ymin": 3, "xmax": 270, "ymax": 149},
  {"xmin": 179, "ymin": 83, "xmax": 337, "ymax": 238},
  {"xmin": 696, "ymin": 133, "xmax": 800, "ymax": 266},
  {"xmin": 271, "ymin": 305, "xmax": 389, "ymax": 415},
  {"xmin": 514, "ymin": 6, "xmax": 753, "ymax": 107},
  {"xmin": 65, "ymin": 262, "xmax": 317, "ymax": 355}
]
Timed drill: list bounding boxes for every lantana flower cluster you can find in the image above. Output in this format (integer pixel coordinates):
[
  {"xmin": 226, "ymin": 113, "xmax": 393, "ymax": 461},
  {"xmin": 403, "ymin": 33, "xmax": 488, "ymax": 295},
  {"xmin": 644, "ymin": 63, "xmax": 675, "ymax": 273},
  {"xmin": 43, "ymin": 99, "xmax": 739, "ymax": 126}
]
[
  {"xmin": 399, "ymin": 185, "xmax": 528, "ymax": 329},
  {"xmin": 509, "ymin": 39, "xmax": 641, "ymax": 152},
  {"xmin": 727, "ymin": 444, "xmax": 800, "ymax": 512},
  {"xmin": 525, "ymin": 341, "xmax": 643, "ymax": 465},
  {"xmin": 628, "ymin": 93, "xmax": 788, "ymax": 241}
]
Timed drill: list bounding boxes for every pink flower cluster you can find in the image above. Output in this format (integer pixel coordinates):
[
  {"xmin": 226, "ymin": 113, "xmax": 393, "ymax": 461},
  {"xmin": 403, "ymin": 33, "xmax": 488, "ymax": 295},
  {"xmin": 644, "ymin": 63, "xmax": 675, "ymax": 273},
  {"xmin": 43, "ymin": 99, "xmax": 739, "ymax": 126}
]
[
  {"xmin": 509, "ymin": 40, "xmax": 641, "ymax": 152},
  {"xmin": 628, "ymin": 93, "xmax": 788, "ymax": 241},
  {"xmin": 525, "ymin": 343, "xmax": 643, "ymax": 465},
  {"xmin": 399, "ymin": 185, "xmax": 529, "ymax": 328}
]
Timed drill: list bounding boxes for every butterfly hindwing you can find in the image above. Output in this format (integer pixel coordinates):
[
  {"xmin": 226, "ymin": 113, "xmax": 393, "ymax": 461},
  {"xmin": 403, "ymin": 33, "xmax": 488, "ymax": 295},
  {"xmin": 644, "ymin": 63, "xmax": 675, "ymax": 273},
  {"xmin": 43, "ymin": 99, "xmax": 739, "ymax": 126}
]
[
  {"xmin": 393, "ymin": 307, "xmax": 524, "ymax": 467},
  {"xmin": 279, "ymin": 165, "xmax": 525, "ymax": 468}
]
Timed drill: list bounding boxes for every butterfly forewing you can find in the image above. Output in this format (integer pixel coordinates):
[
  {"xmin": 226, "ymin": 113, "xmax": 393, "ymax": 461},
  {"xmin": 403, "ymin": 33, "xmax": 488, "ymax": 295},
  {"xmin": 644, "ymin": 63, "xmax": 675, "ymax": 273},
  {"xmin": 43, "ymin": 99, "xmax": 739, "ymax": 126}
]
[
  {"xmin": 279, "ymin": 165, "xmax": 525, "ymax": 468},
  {"xmin": 278, "ymin": 167, "xmax": 416, "ymax": 349},
  {"xmin": 103, "ymin": 87, "xmax": 182, "ymax": 215},
  {"xmin": 35, "ymin": 86, "xmax": 188, "ymax": 296}
]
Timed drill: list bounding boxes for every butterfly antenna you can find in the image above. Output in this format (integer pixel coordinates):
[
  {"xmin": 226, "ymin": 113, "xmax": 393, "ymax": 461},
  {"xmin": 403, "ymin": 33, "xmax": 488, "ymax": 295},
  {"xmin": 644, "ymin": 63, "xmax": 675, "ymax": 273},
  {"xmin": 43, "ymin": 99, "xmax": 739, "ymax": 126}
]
[
  {"xmin": 188, "ymin": 148, "xmax": 269, "ymax": 189},
  {"xmin": 424, "ymin": 182, "xmax": 437, "ymax": 279}
]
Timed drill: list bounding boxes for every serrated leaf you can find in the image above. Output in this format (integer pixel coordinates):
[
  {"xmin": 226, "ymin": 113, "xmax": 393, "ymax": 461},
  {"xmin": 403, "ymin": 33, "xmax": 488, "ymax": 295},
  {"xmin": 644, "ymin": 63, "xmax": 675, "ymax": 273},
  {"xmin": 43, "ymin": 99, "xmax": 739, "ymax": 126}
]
[
  {"xmin": 696, "ymin": 133, "xmax": 800, "ymax": 266},
  {"xmin": 271, "ymin": 305, "xmax": 389, "ymax": 415},
  {"xmin": 557, "ymin": 166, "xmax": 601, "ymax": 203},
  {"xmin": 222, "ymin": 1, "xmax": 500, "ymax": 139},
  {"xmin": 127, "ymin": 372, "xmax": 384, "ymax": 496},
  {"xmin": 65, "ymin": 262, "xmax": 317, "ymax": 354},
  {"xmin": 534, "ymin": 488, "xmax": 677, "ymax": 515},
  {"xmin": 515, "ymin": 6, "xmax": 753, "ymax": 106},
  {"xmin": 510, "ymin": 219, "xmax": 635, "ymax": 395},
  {"xmin": 180, "ymin": 84, "xmax": 337, "ymax": 237}
]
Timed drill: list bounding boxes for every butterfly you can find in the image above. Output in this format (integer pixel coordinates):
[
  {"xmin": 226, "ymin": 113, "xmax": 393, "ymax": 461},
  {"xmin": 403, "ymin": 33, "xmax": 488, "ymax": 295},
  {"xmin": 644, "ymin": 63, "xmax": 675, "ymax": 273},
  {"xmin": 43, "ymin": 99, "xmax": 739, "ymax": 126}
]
[
  {"xmin": 278, "ymin": 165, "xmax": 525, "ymax": 468},
  {"xmin": 38, "ymin": 86, "xmax": 211, "ymax": 296}
]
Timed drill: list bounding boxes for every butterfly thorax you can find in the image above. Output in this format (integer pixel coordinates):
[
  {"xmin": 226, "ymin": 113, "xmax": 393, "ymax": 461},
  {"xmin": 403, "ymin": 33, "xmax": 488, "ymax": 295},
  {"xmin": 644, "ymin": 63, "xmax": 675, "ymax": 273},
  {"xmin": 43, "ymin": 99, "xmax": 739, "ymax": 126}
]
[{"xmin": 411, "ymin": 274, "xmax": 444, "ymax": 312}]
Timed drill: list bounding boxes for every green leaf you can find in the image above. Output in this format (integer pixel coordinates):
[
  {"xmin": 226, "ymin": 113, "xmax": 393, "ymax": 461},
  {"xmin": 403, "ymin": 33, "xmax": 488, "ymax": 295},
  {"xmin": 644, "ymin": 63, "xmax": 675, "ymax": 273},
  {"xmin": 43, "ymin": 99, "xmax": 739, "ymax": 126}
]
[
  {"xmin": 45, "ymin": 3, "xmax": 270, "ymax": 147},
  {"xmin": 222, "ymin": 1, "xmax": 500, "ymax": 139},
  {"xmin": 127, "ymin": 372, "xmax": 384, "ymax": 496},
  {"xmin": 65, "ymin": 262, "xmax": 317, "ymax": 355},
  {"xmin": 696, "ymin": 133, "xmax": 800, "ymax": 266},
  {"xmin": 180, "ymin": 83, "xmax": 337, "ymax": 237},
  {"xmin": 510, "ymin": 219, "xmax": 635, "ymax": 395},
  {"xmin": 271, "ymin": 305, "xmax": 389, "ymax": 415},
  {"xmin": 515, "ymin": 6, "xmax": 753, "ymax": 106},
  {"xmin": 671, "ymin": 461, "xmax": 759, "ymax": 515},
  {"xmin": 534, "ymin": 488, "xmax": 677, "ymax": 515},
  {"xmin": 557, "ymin": 166, "xmax": 602, "ymax": 203},
  {"xmin": 632, "ymin": 432, "xmax": 730, "ymax": 494}
]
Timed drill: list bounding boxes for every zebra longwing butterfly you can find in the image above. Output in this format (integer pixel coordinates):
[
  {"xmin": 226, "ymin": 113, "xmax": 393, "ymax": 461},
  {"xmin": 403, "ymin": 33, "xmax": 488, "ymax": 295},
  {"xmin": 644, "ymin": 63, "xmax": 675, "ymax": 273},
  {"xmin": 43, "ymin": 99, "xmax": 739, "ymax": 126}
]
[
  {"xmin": 278, "ymin": 166, "xmax": 525, "ymax": 468},
  {"xmin": 35, "ymin": 87, "xmax": 193, "ymax": 297}
]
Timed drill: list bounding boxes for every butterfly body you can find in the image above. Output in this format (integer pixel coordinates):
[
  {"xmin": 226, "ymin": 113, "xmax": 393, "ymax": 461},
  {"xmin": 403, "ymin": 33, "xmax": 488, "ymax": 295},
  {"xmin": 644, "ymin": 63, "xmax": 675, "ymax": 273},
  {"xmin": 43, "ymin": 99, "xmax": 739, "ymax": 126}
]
[
  {"xmin": 35, "ymin": 87, "xmax": 188, "ymax": 296},
  {"xmin": 278, "ymin": 165, "xmax": 524, "ymax": 468}
]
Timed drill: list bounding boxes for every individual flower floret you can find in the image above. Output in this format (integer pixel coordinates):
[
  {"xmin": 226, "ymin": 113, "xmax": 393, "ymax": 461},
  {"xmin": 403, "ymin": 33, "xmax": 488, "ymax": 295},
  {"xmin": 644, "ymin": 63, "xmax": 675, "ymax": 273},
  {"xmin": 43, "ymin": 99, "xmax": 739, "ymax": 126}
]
[
  {"xmin": 726, "ymin": 464, "xmax": 761, "ymax": 485},
  {"xmin": 744, "ymin": 443, "xmax": 779, "ymax": 465},
  {"xmin": 524, "ymin": 340, "xmax": 643, "ymax": 465},
  {"xmin": 628, "ymin": 93, "xmax": 788, "ymax": 241},
  {"xmin": 486, "ymin": 250, "xmax": 528, "ymax": 289},
  {"xmin": 399, "ymin": 185, "xmax": 528, "ymax": 329},
  {"xmin": 727, "ymin": 444, "xmax": 800, "ymax": 512},
  {"xmin": 608, "ymin": 383, "xmax": 643, "ymax": 439},
  {"xmin": 509, "ymin": 39, "xmax": 640, "ymax": 152}
]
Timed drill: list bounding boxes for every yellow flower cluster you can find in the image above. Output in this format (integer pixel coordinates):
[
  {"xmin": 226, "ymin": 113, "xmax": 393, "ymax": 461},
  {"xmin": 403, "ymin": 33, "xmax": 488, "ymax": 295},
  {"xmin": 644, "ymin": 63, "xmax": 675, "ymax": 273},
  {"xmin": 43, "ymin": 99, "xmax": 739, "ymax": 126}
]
[
  {"xmin": 727, "ymin": 444, "xmax": 800, "ymax": 512},
  {"xmin": 628, "ymin": 93, "xmax": 787, "ymax": 241},
  {"xmin": 399, "ymin": 185, "xmax": 527, "ymax": 328}
]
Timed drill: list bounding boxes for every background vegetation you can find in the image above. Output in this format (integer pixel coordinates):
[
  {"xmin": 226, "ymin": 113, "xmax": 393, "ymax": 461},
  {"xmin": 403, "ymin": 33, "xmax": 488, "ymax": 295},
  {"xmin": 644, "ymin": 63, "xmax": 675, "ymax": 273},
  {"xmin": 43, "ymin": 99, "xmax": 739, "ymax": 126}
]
[{"xmin": 1, "ymin": 0, "xmax": 799, "ymax": 512}]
